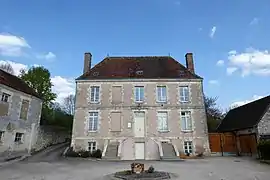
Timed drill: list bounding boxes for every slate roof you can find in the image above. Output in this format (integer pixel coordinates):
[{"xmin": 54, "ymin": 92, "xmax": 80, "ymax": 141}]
[
  {"xmin": 0, "ymin": 69, "xmax": 41, "ymax": 99},
  {"xmin": 217, "ymin": 95, "xmax": 270, "ymax": 132},
  {"xmin": 76, "ymin": 56, "xmax": 202, "ymax": 80}
]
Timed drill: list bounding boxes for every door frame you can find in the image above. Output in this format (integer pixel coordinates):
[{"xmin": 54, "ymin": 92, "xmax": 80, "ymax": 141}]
[
  {"xmin": 135, "ymin": 142, "xmax": 145, "ymax": 160},
  {"xmin": 133, "ymin": 111, "xmax": 146, "ymax": 137}
]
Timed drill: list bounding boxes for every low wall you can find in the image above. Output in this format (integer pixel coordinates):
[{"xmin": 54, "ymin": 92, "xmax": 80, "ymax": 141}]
[{"xmin": 32, "ymin": 125, "xmax": 71, "ymax": 152}]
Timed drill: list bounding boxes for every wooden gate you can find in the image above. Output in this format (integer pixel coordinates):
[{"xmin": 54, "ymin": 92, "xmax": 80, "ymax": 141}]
[
  {"xmin": 238, "ymin": 134, "xmax": 257, "ymax": 155},
  {"xmin": 209, "ymin": 133, "xmax": 237, "ymax": 155}
]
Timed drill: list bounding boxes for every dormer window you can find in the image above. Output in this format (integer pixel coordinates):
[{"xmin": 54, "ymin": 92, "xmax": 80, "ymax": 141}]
[
  {"xmin": 92, "ymin": 72, "xmax": 99, "ymax": 76},
  {"xmin": 136, "ymin": 70, "xmax": 143, "ymax": 75}
]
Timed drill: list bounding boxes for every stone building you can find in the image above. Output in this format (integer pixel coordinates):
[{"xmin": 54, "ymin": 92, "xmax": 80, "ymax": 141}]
[
  {"xmin": 72, "ymin": 52, "xmax": 210, "ymax": 160},
  {"xmin": 217, "ymin": 95, "xmax": 270, "ymax": 156},
  {"xmin": 0, "ymin": 69, "xmax": 42, "ymax": 155}
]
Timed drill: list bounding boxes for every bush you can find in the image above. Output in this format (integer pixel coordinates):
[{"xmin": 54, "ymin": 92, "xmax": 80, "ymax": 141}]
[
  {"xmin": 147, "ymin": 166, "xmax": 155, "ymax": 173},
  {"xmin": 258, "ymin": 140, "xmax": 270, "ymax": 160},
  {"xmin": 91, "ymin": 149, "xmax": 102, "ymax": 158},
  {"xmin": 78, "ymin": 150, "xmax": 91, "ymax": 158},
  {"xmin": 65, "ymin": 147, "xmax": 80, "ymax": 157}
]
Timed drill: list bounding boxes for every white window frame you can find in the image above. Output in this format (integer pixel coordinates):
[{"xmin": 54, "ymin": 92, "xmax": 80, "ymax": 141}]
[
  {"xmin": 1, "ymin": 92, "xmax": 10, "ymax": 103},
  {"xmin": 184, "ymin": 141, "xmax": 193, "ymax": 154},
  {"xmin": 134, "ymin": 86, "xmax": 144, "ymax": 103},
  {"xmin": 156, "ymin": 86, "xmax": 167, "ymax": 103},
  {"xmin": 88, "ymin": 112, "xmax": 98, "ymax": 132},
  {"xmin": 90, "ymin": 86, "xmax": 100, "ymax": 103},
  {"xmin": 179, "ymin": 86, "xmax": 190, "ymax": 102},
  {"xmin": 88, "ymin": 141, "xmax": 97, "ymax": 153},
  {"xmin": 157, "ymin": 111, "xmax": 169, "ymax": 132},
  {"xmin": 0, "ymin": 131, "xmax": 4, "ymax": 142},
  {"xmin": 181, "ymin": 111, "xmax": 192, "ymax": 131},
  {"xmin": 14, "ymin": 132, "xmax": 23, "ymax": 143}
]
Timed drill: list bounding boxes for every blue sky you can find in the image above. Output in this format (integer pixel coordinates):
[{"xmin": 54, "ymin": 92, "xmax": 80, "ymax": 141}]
[{"xmin": 0, "ymin": 0, "xmax": 269, "ymax": 108}]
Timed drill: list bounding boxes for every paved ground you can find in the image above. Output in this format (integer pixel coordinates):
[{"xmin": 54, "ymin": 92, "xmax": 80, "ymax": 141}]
[{"xmin": 0, "ymin": 148, "xmax": 269, "ymax": 180}]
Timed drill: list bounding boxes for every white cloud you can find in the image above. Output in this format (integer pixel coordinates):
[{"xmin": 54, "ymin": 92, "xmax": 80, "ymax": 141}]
[
  {"xmin": 51, "ymin": 76, "xmax": 75, "ymax": 103},
  {"xmin": 250, "ymin": 18, "xmax": 259, "ymax": 25},
  {"xmin": 226, "ymin": 48, "xmax": 270, "ymax": 76},
  {"xmin": 208, "ymin": 80, "xmax": 219, "ymax": 85},
  {"xmin": 209, "ymin": 26, "xmax": 216, "ymax": 38},
  {"xmin": 0, "ymin": 33, "xmax": 30, "ymax": 57},
  {"xmin": 36, "ymin": 52, "xmax": 56, "ymax": 61},
  {"xmin": 231, "ymin": 95, "xmax": 265, "ymax": 108},
  {"xmin": 1, "ymin": 60, "xmax": 74, "ymax": 103},
  {"xmin": 0, "ymin": 60, "xmax": 27, "ymax": 76},
  {"xmin": 226, "ymin": 67, "xmax": 238, "ymax": 75},
  {"xmin": 216, "ymin": 60, "xmax": 224, "ymax": 66}
]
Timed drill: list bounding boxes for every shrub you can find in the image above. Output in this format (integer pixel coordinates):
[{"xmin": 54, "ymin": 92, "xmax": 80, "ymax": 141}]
[
  {"xmin": 65, "ymin": 147, "xmax": 80, "ymax": 157},
  {"xmin": 258, "ymin": 140, "xmax": 270, "ymax": 160},
  {"xmin": 147, "ymin": 166, "xmax": 155, "ymax": 173},
  {"xmin": 91, "ymin": 149, "xmax": 102, "ymax": 158},
  {"xmin": 78, "ymin": 150, "xmax": 91, "ymax": 158}
]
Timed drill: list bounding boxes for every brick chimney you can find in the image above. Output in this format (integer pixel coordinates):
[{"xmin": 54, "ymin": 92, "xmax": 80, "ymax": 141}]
[
  {"xmin": 83, "ymin": 52, "xmax": 92, "ymax": 74},
  {"xmin": 185, "ymin": 53, "xmax": 195, "ymax": 73}
]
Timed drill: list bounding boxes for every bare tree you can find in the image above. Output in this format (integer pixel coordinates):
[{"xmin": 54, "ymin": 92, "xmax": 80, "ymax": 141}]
[
  {"xmin": 0, "ymin": 62, "xmax": 14, "ymax": 75},
  {"xmin": 63, "ymin": 94, "xmax": 75, "ymax": 115}
]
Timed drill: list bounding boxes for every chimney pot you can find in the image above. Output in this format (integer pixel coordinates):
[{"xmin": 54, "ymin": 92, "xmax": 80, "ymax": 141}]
[
  {"xmin": 83, "ymin": 52, "xmax": 92, "ymax": 74},
  {"xmin": 185, "ymin": 53, "xmax": 195, "ymax": 73}
]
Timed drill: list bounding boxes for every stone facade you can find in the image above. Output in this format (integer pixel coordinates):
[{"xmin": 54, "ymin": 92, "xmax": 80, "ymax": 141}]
[
  {"xmin": 0, "ymin": 84, "xmax": 42, "ymax": 154},
  {"xmin": 72, "ymin": 79, "xmax": 210, "ymax": 160},
  {"xmin": 258, "ymin": 106, "xmax": 270, "ymax": 136}
]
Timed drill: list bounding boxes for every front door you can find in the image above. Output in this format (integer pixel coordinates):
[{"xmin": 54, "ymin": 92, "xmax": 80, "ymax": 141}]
[
  {"xmin": 135, "ymin": 142, "xmax": 145, "ymax": 159},
  {"xmin": 134, "ymin": 112, "xmax": 145, "ymax": 137}
]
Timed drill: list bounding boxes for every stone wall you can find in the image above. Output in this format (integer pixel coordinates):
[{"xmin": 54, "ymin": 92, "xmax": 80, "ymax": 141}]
[
  {"xmin": 32, "ymin": 125, "xmax": 71, "ymax": 152},
  {"xmin": 258, "ymin": 106, "xmax": 270, "ymax": 136}
]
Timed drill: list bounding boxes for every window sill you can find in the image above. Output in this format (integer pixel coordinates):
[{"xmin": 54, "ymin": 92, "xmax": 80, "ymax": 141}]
[
  {"xmin": 89, "ymin": 102, "xmax": 100, "ymax": 104},
  {"xmin": 14, "ymin": 142, "xmax": 23, "ymax": 145},
  {"xmin": 156, "ymin": 101, "xmax": 168, "ymax": 104},
  {"xmin": 181, "ymin": 130, "xmax": 193, "ymax": 133},
  {"xmin": 179, "ymin": 101, "xmax": 190, "ymax": 103},
  {"xmin": 135, "ymin": 101, "xmax": 144, "ymax": 104},
  {"xmin": 88, "ymin": 131, "xmax": 98, "ymax": 133},
  {"xmin": 158, "ymin": 130, "xmax": 170, "ymax": 133}
]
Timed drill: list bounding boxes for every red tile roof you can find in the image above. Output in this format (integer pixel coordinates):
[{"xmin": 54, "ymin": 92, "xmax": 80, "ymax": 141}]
[
  {"xmin": 0, "ymin": 69, "xmax": 41, "ymax": 99},
  {"xmin": 76, "ymin": 56, "xmax": 202, "ymax": 80}
]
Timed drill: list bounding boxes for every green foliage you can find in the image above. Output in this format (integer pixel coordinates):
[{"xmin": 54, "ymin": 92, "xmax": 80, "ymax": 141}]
[
  {"xmin": 65, "ymin": 147, "xmax": 102, "ymax": 159},
  {"xmin": 204, "ymin": 95, "xmax": 223, "ymax": 132},
  {"xmin": 147, "ymin": 166, "xmax": 155, "ymax": 173},
  {"xmin": 258, "ymin": 140, "xmax": 270, "ymax": 160},
  {"xmin": 20, "ymin": 66, "xmax": 56, "ymax": 108},
  {"xmin": 91, "ymin": 149, "xmax": 102, "ymax": 158},
  {"xmin": 40, "ymin": 105, "xmax": 73, "ymax": 130}
]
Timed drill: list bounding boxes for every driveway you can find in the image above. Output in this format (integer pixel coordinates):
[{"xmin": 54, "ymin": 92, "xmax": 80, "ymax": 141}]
[{"xmin": 0, "ymin": 156, "xmax": 269, "ymax": 180}]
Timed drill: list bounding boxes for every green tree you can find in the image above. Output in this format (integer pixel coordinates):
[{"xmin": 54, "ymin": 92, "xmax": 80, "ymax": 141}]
[
  {"xmin": 204, "ymin": 95, "xmax": 223, "ymax": 132},
  {"xmin": 20, "ymin": 66, "xmax": 56, "ymax": 108}
]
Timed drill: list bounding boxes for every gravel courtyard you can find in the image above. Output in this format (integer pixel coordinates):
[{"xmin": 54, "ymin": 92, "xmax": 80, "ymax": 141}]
[{"xmin": 0, "ymin": 157, "xmax": 269, "ymax": 180}]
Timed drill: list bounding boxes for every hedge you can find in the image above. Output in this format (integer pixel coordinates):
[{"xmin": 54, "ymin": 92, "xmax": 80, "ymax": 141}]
[{"xmin": 258, "ymin": 140, "xmax": 270, "ymax": 160}]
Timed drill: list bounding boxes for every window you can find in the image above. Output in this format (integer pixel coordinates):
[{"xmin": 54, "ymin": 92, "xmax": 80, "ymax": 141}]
[
  {"xmin": 89, "ymin": 112, "xmax": 98, "ymax": 131},
  {"xmin": 135, "ymin": 86, "xmax": 144, "ymax": 102},
  {"xmin": 14, "ymin": 133, "xmax": 23, "ymax": 143},
  {"xmin": 0, "ymin": 131, "xmax": 4, "ymax": 142},
  {"xmin": 20, "ymin": 99, "xmax": 30, "ymax": 120},
  {"xmin": 179, "ymin": 86, "xmax": 190, "ymax": 102},
  {"xmin": 181, "ymin": 111, "xmax": 192, "ymax": 131},
  {"xmin": 1, "ymin": 93, "xmax": 10, "ymax": 102},
  {"xmin": 184, "ymin": 141, "xmax": 193, "ymax": 154},
  {"xmin": 136, "ymin": 70, "xmax": 143, "ymax": 75},
  {"xmin": 156, "ymin": 86, "xmax": 167, "ymax": 102},
  {"xmin": 90, "ymin": 86, "xmax": 100, "ymax": 103},
  {"xmin": 88, "ymin": 142, "xmax": 96, "ymax": 153},
  {"xmin": 157, "ymin": 112, "xmax": 168, "ymax": 132}
]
